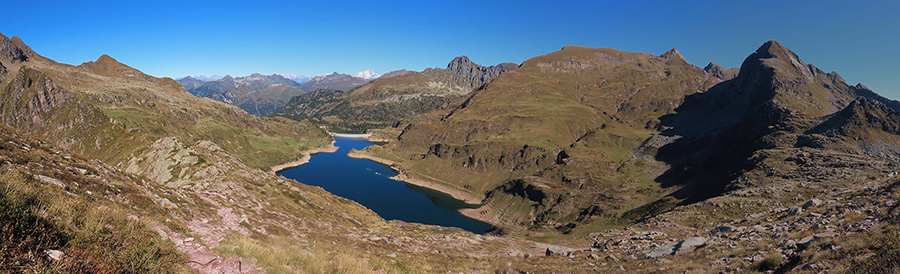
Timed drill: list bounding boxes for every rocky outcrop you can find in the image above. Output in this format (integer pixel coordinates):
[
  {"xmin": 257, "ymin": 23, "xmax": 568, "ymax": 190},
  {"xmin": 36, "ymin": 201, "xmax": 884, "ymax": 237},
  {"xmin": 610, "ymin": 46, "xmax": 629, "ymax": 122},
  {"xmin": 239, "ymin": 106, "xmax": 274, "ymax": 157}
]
[
  {"xmin": 446, "ymin": 56, "xmax": 519, "ymax": 89},
  {"xmin": 0, "ymin": 33, "xmax": 34, "ymax": 63},
  {"xmin": 1, "ymin": 67, "xmax": 77, "ymax": 129},
  {"xmin": 0, "ymin": 66, "xmax": 140, "ymax": 162},
  {"xmin": 703, "ymin": 62, "xmax": 738, "ymax": 80},
  {"xmin": 0, "ymin": 61, "xmax": 7, "ymax": 82}
]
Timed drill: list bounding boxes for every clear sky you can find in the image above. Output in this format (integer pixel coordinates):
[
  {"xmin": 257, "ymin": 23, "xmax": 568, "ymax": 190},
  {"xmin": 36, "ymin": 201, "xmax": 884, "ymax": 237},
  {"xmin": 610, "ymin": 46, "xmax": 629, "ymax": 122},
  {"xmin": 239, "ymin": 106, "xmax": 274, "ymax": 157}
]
[{"xmin": 3, "ymin": 0, "xmax": 899, "ymax": 99}]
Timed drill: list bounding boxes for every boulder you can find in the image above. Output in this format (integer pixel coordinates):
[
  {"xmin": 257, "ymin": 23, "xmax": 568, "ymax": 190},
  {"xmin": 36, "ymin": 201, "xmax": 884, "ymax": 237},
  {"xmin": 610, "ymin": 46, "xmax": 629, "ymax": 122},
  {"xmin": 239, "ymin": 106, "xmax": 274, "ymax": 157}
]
[
  {"xmin": 44, "ymin": 249, "xmax": 64, "ymax": 261},
  {"xmin": 803, "ymin": 198, "xmax": 823, "ymax": 208},
  {"xmin": 675, "ymin": 237, "xmax": 708, "ymax": 254},
  {"xmin": 646, "ymin": 243, "xmax": 676, "ymax": 258},
  {"xmin": 545, "ymin": 245, "xmax": 576, "ymax": 256}
]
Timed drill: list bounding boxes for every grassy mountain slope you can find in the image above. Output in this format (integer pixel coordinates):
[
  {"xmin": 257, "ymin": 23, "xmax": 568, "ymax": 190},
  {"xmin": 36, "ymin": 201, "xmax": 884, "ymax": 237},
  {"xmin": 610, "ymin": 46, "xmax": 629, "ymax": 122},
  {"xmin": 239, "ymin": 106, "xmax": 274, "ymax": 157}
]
[
  {"xmin": 361, "ymin": 46, "xmax": 722, "ymax": 230},
  {"xmin": 208, "ymin": 83, "xmax": 305, "ymax": 116},
  {"xmin": 0, "ymin": 35, "xmax": 330, "ymax": 170}
]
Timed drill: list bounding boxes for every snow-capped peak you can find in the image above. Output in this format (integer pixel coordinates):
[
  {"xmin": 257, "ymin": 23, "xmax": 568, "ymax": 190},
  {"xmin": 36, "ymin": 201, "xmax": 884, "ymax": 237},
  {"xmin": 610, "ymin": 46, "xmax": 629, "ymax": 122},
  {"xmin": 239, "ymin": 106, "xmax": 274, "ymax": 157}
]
[{"xmin": 354, "ymin": 69, "xmax": 380, "ymax": 80}]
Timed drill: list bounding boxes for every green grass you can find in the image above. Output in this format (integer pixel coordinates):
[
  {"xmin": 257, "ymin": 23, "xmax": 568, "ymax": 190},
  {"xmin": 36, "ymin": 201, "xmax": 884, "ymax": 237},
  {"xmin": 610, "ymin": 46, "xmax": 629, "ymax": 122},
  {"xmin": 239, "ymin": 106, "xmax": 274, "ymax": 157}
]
[{"xmin": 0, "ymin": 170, "xmax": 187, "ymax": 273}]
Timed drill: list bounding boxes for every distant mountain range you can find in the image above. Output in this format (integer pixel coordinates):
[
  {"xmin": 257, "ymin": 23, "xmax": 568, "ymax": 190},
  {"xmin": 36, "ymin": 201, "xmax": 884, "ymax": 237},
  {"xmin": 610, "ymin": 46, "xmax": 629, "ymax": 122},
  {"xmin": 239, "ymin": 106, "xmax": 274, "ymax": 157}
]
[
  {"xmin": 275, "ymin": 73, "xmax": 311, "ymax": 84},
  {"xmin": 298, "ymin": 72, "xmax": 370, "ymax": 92},
  {"xmin": 176, "ymin": 73, "xmax": 305, "ymax": 116},
  {"xmin": 276, "ymin": 56, "xmax": 519, "ymax": 132},
  {"xmin": 176, "ymin": 70, "xmax": 393, "ymax": 115}
]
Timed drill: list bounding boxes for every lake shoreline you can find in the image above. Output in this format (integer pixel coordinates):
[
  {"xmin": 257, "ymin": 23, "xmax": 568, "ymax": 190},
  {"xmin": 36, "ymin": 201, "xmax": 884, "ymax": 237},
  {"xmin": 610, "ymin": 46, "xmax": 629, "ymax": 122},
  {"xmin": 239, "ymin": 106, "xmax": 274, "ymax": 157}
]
[
  {"xmin": 269, "ymin": 139, "xmax": 338, "ymax": 174},
  {"xmin": 347, "ymin": 150, "xmax": 483, "ymax": 206}
]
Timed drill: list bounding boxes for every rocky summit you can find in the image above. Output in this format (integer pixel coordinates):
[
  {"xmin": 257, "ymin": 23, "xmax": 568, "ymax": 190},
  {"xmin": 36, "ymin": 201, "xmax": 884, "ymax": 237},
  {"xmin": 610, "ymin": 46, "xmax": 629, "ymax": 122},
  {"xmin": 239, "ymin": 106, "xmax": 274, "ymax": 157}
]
[{"xmin": 1, "ymin": 30, "xmax": 899, "ymax": 273}]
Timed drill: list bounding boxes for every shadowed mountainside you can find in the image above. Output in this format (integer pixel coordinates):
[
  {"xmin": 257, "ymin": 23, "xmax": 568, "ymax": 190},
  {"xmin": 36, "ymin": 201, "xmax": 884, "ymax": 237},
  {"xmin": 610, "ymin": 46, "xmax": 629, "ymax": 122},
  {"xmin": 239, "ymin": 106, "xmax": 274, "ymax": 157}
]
[{"xmin": 360, "ymin": 41, "xmax": 900, "ymax": 237}]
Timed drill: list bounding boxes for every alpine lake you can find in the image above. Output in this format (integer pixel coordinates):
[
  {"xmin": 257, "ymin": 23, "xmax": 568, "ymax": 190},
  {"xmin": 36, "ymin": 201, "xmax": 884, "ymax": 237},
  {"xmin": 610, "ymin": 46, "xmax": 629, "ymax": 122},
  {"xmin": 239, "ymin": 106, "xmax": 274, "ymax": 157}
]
[{"xmin": 277, "ymin": 137, "xmax": 493, "ymax": 234}]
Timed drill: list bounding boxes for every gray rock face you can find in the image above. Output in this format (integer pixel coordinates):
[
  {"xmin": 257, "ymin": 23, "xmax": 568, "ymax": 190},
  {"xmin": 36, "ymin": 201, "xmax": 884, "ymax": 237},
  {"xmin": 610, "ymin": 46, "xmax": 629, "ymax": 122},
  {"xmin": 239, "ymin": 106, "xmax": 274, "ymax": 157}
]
[
  {"xmin": 0, "ymin": 61, "xmax": 6, "ymax": 82},
  {"xmin": 446, "ymin": 56, "xmax": 519, "ymax": 89},
  {"xmin": 0, "ymin": 34, "xmax": 34, "ymax": 63},
  {"xmin": 545, "ymin": 245, "xmax": 576, "ymax": 256},
  {"xmin": 646, "ymin": 243, "xmax": 676, "ymax": 258},
  {"xmin": 674, "ymin": 237, "xmax": 707, "ymax": 254}
]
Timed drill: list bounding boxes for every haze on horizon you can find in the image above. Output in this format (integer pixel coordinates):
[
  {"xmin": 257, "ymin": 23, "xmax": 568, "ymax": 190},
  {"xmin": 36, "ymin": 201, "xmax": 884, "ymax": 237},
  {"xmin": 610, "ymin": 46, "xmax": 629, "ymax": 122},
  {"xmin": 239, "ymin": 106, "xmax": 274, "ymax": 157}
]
[{"xmin": 3, "ymin": 0, "xmax": 899, "ymax": 99}]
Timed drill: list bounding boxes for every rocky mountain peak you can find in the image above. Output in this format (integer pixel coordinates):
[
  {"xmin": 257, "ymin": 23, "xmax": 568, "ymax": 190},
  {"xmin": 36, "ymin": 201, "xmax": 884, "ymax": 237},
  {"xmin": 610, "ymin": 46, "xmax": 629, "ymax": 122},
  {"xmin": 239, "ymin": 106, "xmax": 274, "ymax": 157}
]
[
  {"xmin": 739, "ymin": 40, "xmax": 813, "ymax": 82},
  {"xmin": 754, "ymin": 40, "xmax": 795, "ymax": 60},
  {"xmin": 449, "ymin": 56, "xmax": 474, "ymax": 66},
  {"xmin": 0, "ymin": 33, "xmax": 35, "ymax": 63},
  {"xmin": 660, "ymin": 48, "xmax": 688, "ymax": 64},
  {"xmin": 95, "ymin": 54, "xmax": 122, "ymax": 66},
  {"xmin": 445, "ymin": 56, "xmax": 519, "ymax": 89},
  {"xmin": 703, "ymin": 62, "xmax": 739, "ymax": 80}
]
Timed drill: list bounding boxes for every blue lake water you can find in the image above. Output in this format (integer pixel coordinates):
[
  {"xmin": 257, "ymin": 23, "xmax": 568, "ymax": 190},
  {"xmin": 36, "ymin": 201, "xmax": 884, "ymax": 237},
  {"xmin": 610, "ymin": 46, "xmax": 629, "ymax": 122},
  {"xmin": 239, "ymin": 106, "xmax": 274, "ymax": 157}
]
[{"xmin": 277, "ymin": 137, "xmax": 493, "ymax": 234}]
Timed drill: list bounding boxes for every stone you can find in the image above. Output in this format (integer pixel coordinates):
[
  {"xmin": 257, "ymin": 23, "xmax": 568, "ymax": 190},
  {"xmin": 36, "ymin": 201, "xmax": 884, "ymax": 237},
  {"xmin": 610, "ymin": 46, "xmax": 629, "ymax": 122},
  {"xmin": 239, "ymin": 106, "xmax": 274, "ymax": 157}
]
[
  {"xmin": 803, "ymin": 198, "xmax": 823, "ymax": 208},
  {"xmin": 646, "ymin": 243, "xmax": 675, "ymax": 258},
  {"xmin": 386, "ymin": 253, "xmax": 397, "ymax": 258},
  {"xmin": 588, "ymin": 253, "xmax": 601, "ymax": 260},
  {"xmin": 788, "ymin": 206, "xmax": 803, "ymax": 216},
  {"xmin": 44, "ymin": 249, "xmax": 64, "ymax": 261},
  {"xmin": 191, "ymin": 253, "xmax": 218, "ymax": 265},
  {"xmin": 606, "ymin": 254, "xmax": 619, "ymax": 262},
  {"xmin": 710, "ymin": 225, "xmax": 733, "ymax": 235},
  {"xmin": 240, "ymin": 257, "xmax": 257, "ymax": 273},
  {"xmin": 675, "ymin": 237, "xmax": 708, "ymax": 254},
  {"xmin": 35, "ymin": 175, "xmax": 66, "ymax": 189},
  {"xmin": 797, "ymin": 236, "xmax": 816, "ymax": 247},
  {"xmin": 545, "ymin": 245, "xmax": 576, "ymax": 256}
]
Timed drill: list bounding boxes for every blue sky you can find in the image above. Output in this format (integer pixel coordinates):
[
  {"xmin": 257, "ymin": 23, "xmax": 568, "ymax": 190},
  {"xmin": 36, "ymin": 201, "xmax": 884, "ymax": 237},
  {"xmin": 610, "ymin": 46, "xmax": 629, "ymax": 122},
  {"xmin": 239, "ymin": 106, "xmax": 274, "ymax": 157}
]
[{"xmin": 3, "ymin": 0, "xmax": 899, "ymax": 99}]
